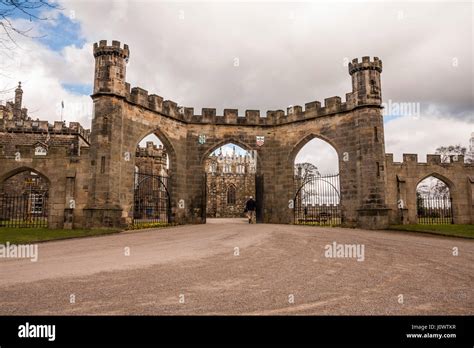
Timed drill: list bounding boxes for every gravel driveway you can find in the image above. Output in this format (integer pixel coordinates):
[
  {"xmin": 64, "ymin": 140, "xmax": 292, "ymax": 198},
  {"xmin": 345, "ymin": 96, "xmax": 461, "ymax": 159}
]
[{"xmin": 0, "ymin": 219, "xmax": 472, "ymax": 315}]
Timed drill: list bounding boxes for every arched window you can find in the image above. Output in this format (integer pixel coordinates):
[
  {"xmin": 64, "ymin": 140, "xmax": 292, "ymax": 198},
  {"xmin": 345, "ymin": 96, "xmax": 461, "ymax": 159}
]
[
  {"xmin": 227, "ymin": 185, "xmax": 236, "ymax": 205},
  {"xmin": 209, "ymin": 162, "xmax": 217, "ymax": 173}
]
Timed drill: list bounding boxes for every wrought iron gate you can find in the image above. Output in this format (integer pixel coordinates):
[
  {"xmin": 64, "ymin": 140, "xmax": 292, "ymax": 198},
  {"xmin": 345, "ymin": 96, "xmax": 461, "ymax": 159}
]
[
  {"xmin": 201, "ymin": 173, "xmax": 207, "ymax": 223},
  {"xmin": 417, "ymin": 195, "xmax": 453, "ymax": 224},
  {"xmin": 255, "ymin": 174, "xmax": 264, "ymax": 223},
  {"xmin": 0, "ymin": 192, "xmax": 49, "ymax": 227},
  {"xmin": 133, "ymin": 172, "xmax": 171, "ymax": 226},
  {"xmin": 294, "ymin": 173, "xmax": 341, "ymax": 226}
]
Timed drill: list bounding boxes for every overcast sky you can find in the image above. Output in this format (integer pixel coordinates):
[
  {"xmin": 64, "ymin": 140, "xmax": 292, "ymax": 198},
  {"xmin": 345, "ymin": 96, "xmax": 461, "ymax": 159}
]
[{"xmin": 1, "ymin": 0, "xmax": 472, "ymax": 172}]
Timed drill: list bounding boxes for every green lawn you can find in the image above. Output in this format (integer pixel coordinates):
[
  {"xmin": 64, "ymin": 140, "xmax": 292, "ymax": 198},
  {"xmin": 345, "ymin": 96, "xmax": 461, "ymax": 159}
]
[
  {"xmin": 127, "ymin": 222, "xmax": 174, "ymax": 230},
  {"xmin": 0, "ymin": 227, "xmax": 122, "ymax": 244},
  {"xmin": 388, "ymin": 224, "xmax": 474, "ymax": 239}
]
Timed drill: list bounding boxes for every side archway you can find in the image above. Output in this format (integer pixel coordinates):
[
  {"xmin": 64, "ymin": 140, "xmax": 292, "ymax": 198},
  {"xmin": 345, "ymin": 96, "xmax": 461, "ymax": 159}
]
[
  {"xmin": 289, "ymin": 134, "xmax": 341, "ymax": 226},
  {"xmin": 415, "ymin": 173, "xmax": 454, "ymax": 224},
  {"xmin": 0, "ymin": 167, "xmax": 51, "ymax": 227},
  {"xmin": 131, "ymin": 132, "xmax": 173, "ymax": 227}
]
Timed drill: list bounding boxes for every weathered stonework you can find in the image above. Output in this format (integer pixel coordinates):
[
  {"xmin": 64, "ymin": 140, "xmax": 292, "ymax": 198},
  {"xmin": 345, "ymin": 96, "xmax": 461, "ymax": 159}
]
[{"xmin": 0, "ymin": 41, "xmax": 472, "ymax": 229}]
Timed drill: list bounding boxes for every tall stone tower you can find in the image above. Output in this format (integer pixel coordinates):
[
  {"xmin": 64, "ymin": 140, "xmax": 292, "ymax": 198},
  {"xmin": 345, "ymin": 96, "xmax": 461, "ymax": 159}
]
[
  {"xmin": 347, "ymin": 56, "xmax": 389, "ymax": 228},
  {"xmin": 85, "ymin": 40, "xmax": 131, "ymax": 227}
]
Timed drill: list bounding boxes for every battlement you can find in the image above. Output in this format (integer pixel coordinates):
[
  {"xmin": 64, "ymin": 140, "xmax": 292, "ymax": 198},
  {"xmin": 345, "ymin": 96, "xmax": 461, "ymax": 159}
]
[
  {"xmin": 0, "ymin": 119, "xmax": 91, "ymax": 143},
  {"xmin": 123, "ymin": 84, "xmax": 374, "ymax": 126},
  {"xmin": 385, "ymin": 153, "xmax": 472, "ymax": 167},
  {"xmin": 93, "ymin": 42, "xmax": 384, "ymax": 125},
  {"xmin": 208, "ymin": 151, "xmax": 256, "ymax": 164},
  {"xmin": 348, "ymin": 56, "xmax": 382, "ymax": 75},
  {"xmin": 136, "ymin": 141, "xmax": 167, "ymax": 158},
  {"xmin": 93, "ymin": 40, "xmax": 130, "ymax": 60}
]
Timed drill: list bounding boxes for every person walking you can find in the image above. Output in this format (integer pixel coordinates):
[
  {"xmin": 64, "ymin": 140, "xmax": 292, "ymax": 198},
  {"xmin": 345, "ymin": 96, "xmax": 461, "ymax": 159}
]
[{"xmin": 245, "ymin": 196, "xmax": 256, "ymax": 224}]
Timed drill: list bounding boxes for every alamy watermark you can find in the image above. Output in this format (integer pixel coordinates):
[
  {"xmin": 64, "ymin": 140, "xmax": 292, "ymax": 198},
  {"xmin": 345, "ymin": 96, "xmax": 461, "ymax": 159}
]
[
  {"xmin": 324, "ymin": 241, "xmax": 365, "ymax": 262},
  {"xmin": 382, "ymin": 99, "xmax": 420, "ymax": 119},
  {"xmin": 18, "ymin": 322, "xmax": 55, "ymax": 341},
  {"xmin": 0, "ymin": 242, "xmax": 38, "ymax": 262}
]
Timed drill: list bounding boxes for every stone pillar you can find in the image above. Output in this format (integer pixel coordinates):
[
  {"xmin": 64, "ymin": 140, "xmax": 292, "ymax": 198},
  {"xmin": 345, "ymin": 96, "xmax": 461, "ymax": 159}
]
[{"xmin": 84, "ymin": 96, "xmax": 126, "ymax": 228}]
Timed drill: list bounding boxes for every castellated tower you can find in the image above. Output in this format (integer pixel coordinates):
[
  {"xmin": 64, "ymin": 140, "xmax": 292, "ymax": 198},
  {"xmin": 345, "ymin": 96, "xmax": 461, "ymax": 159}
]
[
  {"xmin": 348, "ymin": 56, "xmax": 382, "ymax": 106},
  {"xmin": 93, "ymin": 40, "xmax": 130, "ymax": 96},
  {"xmin": 13, "ymin": 82, "xmax": 23, "ymax": 119},
  {"xmin": 85, "ymin": 40, "xmax": 131, "ymax": 227},
  {"xmin": 346, "ymin": 56, "xmax": 389, "ymax": 227}
]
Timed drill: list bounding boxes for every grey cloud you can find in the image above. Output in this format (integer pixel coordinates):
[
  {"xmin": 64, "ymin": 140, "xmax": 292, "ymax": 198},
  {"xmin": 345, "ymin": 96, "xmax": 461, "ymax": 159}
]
[
  {"xmin": 8, "ymin": 0, "xmax": 471, "ymax": 169},
  {"xmin": 63, "ymin": 1, "xmax": 472, "ymax": 119}
]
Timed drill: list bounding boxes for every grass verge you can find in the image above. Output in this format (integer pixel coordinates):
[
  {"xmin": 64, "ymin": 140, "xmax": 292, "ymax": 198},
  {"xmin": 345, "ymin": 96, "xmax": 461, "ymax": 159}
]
[
  {"xmin": 126, "ymin": 222, "xmax": 175, "ymax": 230},
  {"xmin": 388, "ymin": 224, "xmax": 474, "ymax": 239},
  {"xmin": 0, "ymin": 227, "xmax": 122, "ymax": 244}
]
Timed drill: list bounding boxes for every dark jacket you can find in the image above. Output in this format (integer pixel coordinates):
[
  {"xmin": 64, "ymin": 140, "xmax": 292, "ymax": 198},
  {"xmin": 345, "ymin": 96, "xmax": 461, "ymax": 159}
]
[{"xmin": 245, "ymin": 198, "xmax": 256, "ymax": 211}]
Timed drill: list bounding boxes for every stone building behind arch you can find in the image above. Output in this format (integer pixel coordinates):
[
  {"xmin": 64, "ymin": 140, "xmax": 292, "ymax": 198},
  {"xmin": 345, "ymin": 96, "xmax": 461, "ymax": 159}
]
[
  {"xmin": 0, "ymin": 40, "xmax": 472, "ymax": 229},
  {"xmin": 205, "ymin": 147, "xmax": 256, "ymax": 218}
]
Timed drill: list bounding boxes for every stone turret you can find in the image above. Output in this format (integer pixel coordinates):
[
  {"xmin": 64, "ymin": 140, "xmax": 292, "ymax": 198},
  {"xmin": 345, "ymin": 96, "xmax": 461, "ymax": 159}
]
[
  {"xmin": 348, "ymin": 56, "xmax": 383, "ymax": 106},
  {"xmin": 13, "ymin": 82, "xmax": 23, "ymax": 119},
  {"xmin": 93, "ymin": 40, "xmax": 130, "ymax": 96}
]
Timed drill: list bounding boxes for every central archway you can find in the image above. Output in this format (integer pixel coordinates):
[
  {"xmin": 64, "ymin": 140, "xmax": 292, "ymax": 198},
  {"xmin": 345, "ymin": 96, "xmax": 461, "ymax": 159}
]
[{"xmin": 204, "ymin": 142, "xmax": 257, "ymax": 223}]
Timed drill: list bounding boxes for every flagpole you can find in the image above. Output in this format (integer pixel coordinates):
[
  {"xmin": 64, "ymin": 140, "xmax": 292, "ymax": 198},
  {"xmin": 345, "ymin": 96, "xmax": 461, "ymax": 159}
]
[{"xmin": 60, "ymin": 100, "xmax": 64, "ymax": 122}]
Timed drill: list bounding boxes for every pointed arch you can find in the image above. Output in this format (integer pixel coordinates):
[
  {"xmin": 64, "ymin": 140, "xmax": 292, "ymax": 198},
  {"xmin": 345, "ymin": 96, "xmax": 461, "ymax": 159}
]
[
  {"xmin": 0, "ymin": 166, "xmax": 51, "ymax": 185},
  {"xmin": 288, "ymin": 133, "xmax": 341, "ymax": 168},
  {"xmin": 416, "ymin": 172, "xmax": 455, "ymax": 191},
  {"xmin": 200, "ymin": 138, "xmax": 257, "ymax": 166},
  {"xmin": 134, "ymin": 128, "xmax": 177, "ymax": 172}
]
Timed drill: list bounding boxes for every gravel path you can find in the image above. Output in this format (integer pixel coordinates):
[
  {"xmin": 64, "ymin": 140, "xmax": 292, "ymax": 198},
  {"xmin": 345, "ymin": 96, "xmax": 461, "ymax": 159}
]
[{"xmin": 0, "ymin": 219, "xmax": 472, "ymax": 315}]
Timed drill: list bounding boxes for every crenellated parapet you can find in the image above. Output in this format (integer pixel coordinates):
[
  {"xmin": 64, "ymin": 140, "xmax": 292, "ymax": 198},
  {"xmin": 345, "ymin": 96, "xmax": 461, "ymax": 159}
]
[
  {"xmin": 135, "ymin": 141, "xmax": 167, "ymax": 158},
  {"xmin": 385, "ymin": 153, "xmax": 473, "ymax": 167},
  {"xmin": 0, "ymin": 118, "xmax": 91, "ymax": 143},
  {"xmin": 348, "ymin": 56, "xmax": 382, "ymax": 75},
  {"xmin": 122, "ymin": 86, "xmax": 369, "ymax": 126},
  {"xmin": 93, "ymin": 40, "xmax": 129, "ymax": 60}
]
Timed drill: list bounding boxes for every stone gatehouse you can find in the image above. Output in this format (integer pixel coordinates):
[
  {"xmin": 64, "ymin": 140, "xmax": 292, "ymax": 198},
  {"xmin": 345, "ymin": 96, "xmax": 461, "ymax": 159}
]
[{"xmin": 0, "ymin": 40, "xmax": 472, "ymax": 229}]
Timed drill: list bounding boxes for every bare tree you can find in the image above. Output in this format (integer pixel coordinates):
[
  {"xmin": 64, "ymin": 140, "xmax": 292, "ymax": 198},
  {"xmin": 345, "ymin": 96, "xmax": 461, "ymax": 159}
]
[
  {"xmin": 435, "ymin": 144, "xmax": 467, "ymax": 163},
  {"xmin": 294, "ymin": 162, "xmax": 320, "ymax": 204},
  {"xmin": 417, "ymin": 177, "xmax": 450, "ymax": 198},
  {"xmin": 0, "ymin": 0, "xmax": 60, "ymax": 50},
  {"xmin": 295, "ymin": 162, "xmax": 320, "ymax": 182}
]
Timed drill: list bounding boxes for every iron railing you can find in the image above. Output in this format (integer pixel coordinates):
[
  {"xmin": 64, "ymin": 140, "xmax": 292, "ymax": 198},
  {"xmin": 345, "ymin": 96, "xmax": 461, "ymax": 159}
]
[
  {"xmin": 417, "ymin": 196, "xmax": 453, "ymax": 224},
  {"xmin": 0, "ymin": 193, "xmax": 49, "ymax": 228}
]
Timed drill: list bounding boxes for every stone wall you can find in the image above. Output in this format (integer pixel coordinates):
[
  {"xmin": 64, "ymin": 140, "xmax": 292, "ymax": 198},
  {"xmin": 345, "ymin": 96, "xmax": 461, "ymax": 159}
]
[{"xmin": 0, "ymin": 40, "xmax": 471, "ymax": 229}]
